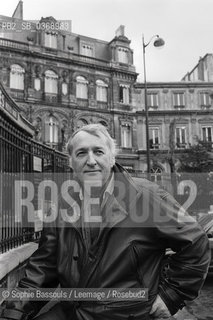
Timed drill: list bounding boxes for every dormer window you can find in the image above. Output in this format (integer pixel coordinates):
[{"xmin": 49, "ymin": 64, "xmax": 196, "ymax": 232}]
[
  {"xmin": 118, "ymin": 47, "xmax": 129, "ymax": 64},
  {"xmin": 81, "ymin": 43, "xmax": 93, "ymax": 57},
  {"xmin": 44, "ymin": 32, "xmax": 57, "ymax": 49}
]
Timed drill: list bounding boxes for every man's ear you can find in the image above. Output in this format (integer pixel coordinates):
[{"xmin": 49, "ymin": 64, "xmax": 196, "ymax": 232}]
[
  {"xmin": 110, "ymin": 156, "xmax": 115, "ymax": 167},
  {"xmin": 69, "ymin": 157, "xmax": 72, "ymax": 167}
]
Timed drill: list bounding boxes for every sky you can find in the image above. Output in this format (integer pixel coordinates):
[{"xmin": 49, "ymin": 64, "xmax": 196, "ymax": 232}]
[{"xmin": 0, "ymin": 0, "xmax": 213, "ymax": 82}]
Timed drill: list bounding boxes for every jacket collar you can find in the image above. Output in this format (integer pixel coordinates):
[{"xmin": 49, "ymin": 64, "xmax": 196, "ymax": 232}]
[{"xmin": 61, "ymin": 163, "xmax": 140, "ymax": 229}]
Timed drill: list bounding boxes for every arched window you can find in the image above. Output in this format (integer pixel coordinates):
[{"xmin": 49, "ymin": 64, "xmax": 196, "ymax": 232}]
[
  {"xmin": 44, "ymin": 70, "xmax": 58, "ymax": 94},
  {"xmin": 150, "ymin": 166, "xmax": 163, "ymax": 183},
  {"xmin": 96, "ymin": 80, "xmax": 108, "ymax": 102},
  {"xmin": 45, "ymin": 116, "xmax": 58, "ymax": 144},
  {"xmin": 76, "ymin": 76, "xmax": 88, "ymax": 99},
  {"xmin": 10, "ymin": 64, "xmax": 25, "ymax": 90},
  {"xmin": 76, "ymin": 118, "xmax": 88, "ymax": 129},
  {"xmin": 99, "ymin": 120, "xmax": 108, "ymax": 127}
]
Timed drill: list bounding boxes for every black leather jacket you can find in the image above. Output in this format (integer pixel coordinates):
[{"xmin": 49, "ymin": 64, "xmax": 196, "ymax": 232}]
[{"xmin": 0, "ymin": 164, "xmax": 210, "ymax": 320}]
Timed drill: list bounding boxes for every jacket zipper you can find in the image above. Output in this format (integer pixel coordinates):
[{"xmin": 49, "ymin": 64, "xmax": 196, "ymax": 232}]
[{"xmin": 131, "ymin": 243, "xmax": 145, "ymax": 287}]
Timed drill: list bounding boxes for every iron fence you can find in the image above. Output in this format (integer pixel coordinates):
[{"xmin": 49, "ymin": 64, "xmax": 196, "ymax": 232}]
[{"xmin": 0, "ymin": 82, "xmax": 70, "ymax": 253}]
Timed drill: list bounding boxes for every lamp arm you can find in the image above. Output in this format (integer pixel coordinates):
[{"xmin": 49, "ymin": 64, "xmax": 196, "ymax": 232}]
[{"xmin": 143, "ymin": 34, "xmax": 159, "ymax": 49}]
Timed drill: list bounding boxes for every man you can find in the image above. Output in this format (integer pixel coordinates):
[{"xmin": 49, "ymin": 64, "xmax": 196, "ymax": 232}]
[{"xmin": 0, "ymin": 124, "xmax": 210, "ymax": 320}]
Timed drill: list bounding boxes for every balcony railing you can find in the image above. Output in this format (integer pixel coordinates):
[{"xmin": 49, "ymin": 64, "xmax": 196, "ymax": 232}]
[
  {"xmin": 77, "ymin": 98, "xmax": 88, "ymax": 108},
  {"xmin": 176, "ymin": 142, "xmax": 187, "ymax": 149},
  {"xmin": 0, "ymin": 38, "xmax": 29, "ymax": 51},
  {"xmin": 97, "ymin": 101, "xmax": 108, "ymax": 110},
  {"xmin": 43, "ymin": 93, "xmax": 58, "ymax": 104},
  {"xmin": 150, "ymin": 143, "xmax": 160, "ymax": 150}
]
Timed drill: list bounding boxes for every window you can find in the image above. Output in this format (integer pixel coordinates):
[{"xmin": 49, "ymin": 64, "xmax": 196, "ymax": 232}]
[
  {"xmin": 45, "ymin": 116, "xmax": 58, "ymax": 144},
  {"xmin": 81, "ymin": 44, "xmax": 93, "ymax": 57},
  {"xmin": 202, "ymin": 126, "xmax": 213, "ymax": 143},
  {"xmin": 44, "ymin": 32, "xmax": 57, "ymax": 49},
  {"xmin": 44, "ymin": 70, "xmax": 58, "ymax": 94},
  {"xmin": 76, "ymin": 119, "xmax": 88, "ymax": 129},
  {"xmin": 10, "ymin": 64, "xmax": 25, "ymax": 90},
  {"xmin": 149, "ymin": 128, "xmax": 160, "ymax": 149},
  {"xmin": 96, "ymin": 80, "xmax": 108, "ymax": 102},
  {"xmin": 119, "ymin": 85, "xmax": 130, "ymax": 104},
  {"xmin": 117, "ymin": 47, "xmax": 128, "ymax": 64},
  {"xmin": 62, "ymin": 82, "xmax": 68, "ymax": 95},
  {"xmin": 99, "ymin": 120, "xmax": 108, "ymax": 127},
  {"xmin": 34, "ymin": 78, "xmax": 41, "ymax": 91},
  {"xmin": 200, "ymin": 92, "xmax": 211, "ymax": 108},
  {"xmin": 76, "ymin": 76, "xmax": 88, "ymax": 99},
  {"xmin": 150, "ymin": 166, "xmax": 163, "ymax": 183},
  {"xmin": 176, "ymin": 127, "xmax": 187, "ymax": 148},
  {"xmin": 173, "ymin": 92, "xmax": 185, "ymax": 108},
  {"xmin": 121, "ymin": 123, "xmax": 132, "ymax": 148},
  {"xmin": 147, "ymin": 93, "xmax": 159, "ymax": 109}
]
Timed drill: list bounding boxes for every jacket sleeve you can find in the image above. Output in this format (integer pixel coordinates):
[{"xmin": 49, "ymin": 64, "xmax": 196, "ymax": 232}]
[
  {"xmin": 153, "ymin": 190, "xmax": 211, "ymax": 315},
  {"xmin": 0, "ymin": 222, "xmax": 59, "ymax": 320}
]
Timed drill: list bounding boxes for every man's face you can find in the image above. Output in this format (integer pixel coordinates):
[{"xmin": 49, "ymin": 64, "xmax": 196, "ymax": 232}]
[{"xmin": 70, "ymin": 131, "xmax": 114, "ymax": 187}]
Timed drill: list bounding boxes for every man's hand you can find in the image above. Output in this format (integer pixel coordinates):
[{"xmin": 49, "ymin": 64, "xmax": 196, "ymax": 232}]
[{"xmin": 150, "ymin": 294, "xmax": 172, "ymax": 319}]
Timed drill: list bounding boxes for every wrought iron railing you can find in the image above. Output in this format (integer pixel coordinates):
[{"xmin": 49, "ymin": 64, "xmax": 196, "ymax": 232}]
[{"xmin": 0, "ymin": 81, "xmax": 70, "ymax": 253}]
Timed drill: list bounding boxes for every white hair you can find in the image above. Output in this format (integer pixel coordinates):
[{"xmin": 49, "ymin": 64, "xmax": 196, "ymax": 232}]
[{"xmin": 67, "ymin": 123, "xmax": 118, "ymax": 157}]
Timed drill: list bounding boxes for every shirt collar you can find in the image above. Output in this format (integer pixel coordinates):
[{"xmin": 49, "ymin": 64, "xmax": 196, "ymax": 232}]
[{"xmin": 79, "ymin": 172, "xmax": 114, "ymax": 205}]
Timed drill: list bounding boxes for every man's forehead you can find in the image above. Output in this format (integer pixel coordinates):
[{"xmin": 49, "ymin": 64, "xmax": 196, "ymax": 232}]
[{"xmin": 72, "ymin": 130, "xmax": 108, "ymax": 147}]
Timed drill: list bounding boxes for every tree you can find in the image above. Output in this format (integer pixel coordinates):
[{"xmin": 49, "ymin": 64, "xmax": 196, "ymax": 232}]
[
  {"xmin": 177, "ymin": 141, "xmax": 213, "ymax": 213},
  {"xmin": 179, "ymin": 140, "xmax": 213, "ymax": 173}
]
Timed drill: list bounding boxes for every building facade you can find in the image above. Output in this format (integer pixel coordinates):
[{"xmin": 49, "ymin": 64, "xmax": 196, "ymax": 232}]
[
  {"xmin": 134, "ymin": 81, "xmax": 213, "ymax": 178},
  {"xmin": 182, "ymin": 54, "xmax": 213, "ymax": 82},
  {"xmin": 0, "ymin": 2, "xmax": 137, "ymax": 161},
  {"xmin": 1, "ymin": 1, "xmax": 213, "ymax": 184}
]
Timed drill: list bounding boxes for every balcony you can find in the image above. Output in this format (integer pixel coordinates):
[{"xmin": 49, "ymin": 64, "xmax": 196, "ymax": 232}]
[
  {"xmin": 201, "ymin": 105, "xmax": 211, "ymax": 110},
  {"xmin": 43, "ymin": 93, "xmax": 58, "ymax": 104},
  {"xmin": 97, "ymin": 101, "xmax": 108, "ymax": 110},
  {"xmin": 10, "ymin": 89, "xmax": 25, "ymax": 100},
  {"xmin": 176, "ymin": 143, "xmax": 187, "ymax": 149},
  {"xmin": 173, "ymin": 105, "xmax": 185, "ymax": 109},
  {"xmin": 76, "ymin": 98, "xmax": 88, "ymax": 108},
  {"xmin": 150, "ymin": 143, "xmax": 160, "ymax": 150}
]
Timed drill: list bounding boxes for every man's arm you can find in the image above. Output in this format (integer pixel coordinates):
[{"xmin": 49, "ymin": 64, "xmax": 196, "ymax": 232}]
[{"xmin": 154, "ymin": 193, "xmax": 211, "ymax": 316}]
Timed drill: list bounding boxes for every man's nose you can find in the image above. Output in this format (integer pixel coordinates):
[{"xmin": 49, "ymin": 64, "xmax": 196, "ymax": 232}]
[{"xmin": 86, "ymin": 152, "xmax": 97, "ymax": 166}]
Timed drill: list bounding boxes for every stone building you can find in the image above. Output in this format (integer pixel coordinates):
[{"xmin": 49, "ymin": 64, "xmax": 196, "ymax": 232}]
[
  {"xmin": 1, "ymin": 1, "xmax": 213, "ymax": 183},
  {"xmin": 0, "ymin": 1, "xmax": 137, "ymax": 165},
  {"xmin": 134, "ymin": 81, "xmax": 213, "ymax": 178},
  {"xmin": 182, "ymin": 53, "xmax": 213, "ymax": 82}
]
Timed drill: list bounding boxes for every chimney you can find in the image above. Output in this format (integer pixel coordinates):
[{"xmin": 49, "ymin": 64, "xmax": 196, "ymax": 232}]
[
  {"xmin": 12, "ymin": 0, "xmax": 23, "ymax": 19},
  {"xmin": 115, "ymin": 25, "xmax": 125, "ymax": 37}
]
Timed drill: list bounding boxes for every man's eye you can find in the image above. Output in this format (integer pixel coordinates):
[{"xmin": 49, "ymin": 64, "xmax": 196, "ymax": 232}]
[
  {"xmin": 76, "ymin": 151, "xmax": 86, "ymax": 157},
  {"xmin": 95, "ymin": 150, "xmax": 104, "ymax": 155}
]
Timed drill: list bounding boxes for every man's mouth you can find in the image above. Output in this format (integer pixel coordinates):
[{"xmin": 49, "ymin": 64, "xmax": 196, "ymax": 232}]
[{"xmin": 83, "ymin": 170, "xmax": 101, "ymax": 173}]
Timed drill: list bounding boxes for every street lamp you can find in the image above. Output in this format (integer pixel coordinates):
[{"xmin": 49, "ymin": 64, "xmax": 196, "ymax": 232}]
[{"xmin": 142, "ymin": 34, "xmax": 165, "ymax": 174}]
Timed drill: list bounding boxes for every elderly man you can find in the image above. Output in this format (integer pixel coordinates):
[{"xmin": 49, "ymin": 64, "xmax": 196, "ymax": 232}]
[{"xmin": 0, "ymin": 124, "xmax": 210, "ymax": 320}]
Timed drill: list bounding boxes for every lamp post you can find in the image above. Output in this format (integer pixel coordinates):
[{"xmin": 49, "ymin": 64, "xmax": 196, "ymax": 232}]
[{"xmin": 142, "ymin": 34, "xmax": 165, "ymax": 174}]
